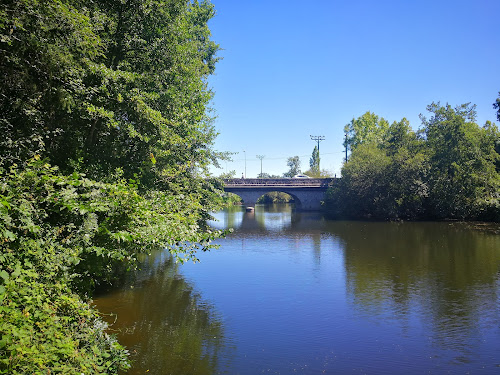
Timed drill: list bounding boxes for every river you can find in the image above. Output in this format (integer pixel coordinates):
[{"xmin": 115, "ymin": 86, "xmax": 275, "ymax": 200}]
[{"xmin": 94, "ymin": 204, "xmax": 500, "ymax": 374}]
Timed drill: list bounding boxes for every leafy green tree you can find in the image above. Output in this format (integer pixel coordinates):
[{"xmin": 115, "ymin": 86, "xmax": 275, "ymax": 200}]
[
  {"xmin": 328, "ymin": 104, "xmax": 500, "ymax": 221},
  {"xmin": 381, "ymin": 119, "xmax": 429, "ymax": 218},
  {"xmin": 484, "ymin": 120, "xmax": 500, "ymax": 173},
  {"xmin": 283, "ymin": 156, "xmax": 301, "ymax": 177},
  {"xmin": 332, "ymin": 143, "xmax": 391, "ymax": 218},
  {"xmin": 384, "ymin": 118, "xmax": 417, "ymax": 155},
  {"xmin": 309, "ymin": 146, "xmax": 320, "ymax": 175},
  {"xmin": 1, "ymin": 0, "xmax": 221, "ymax": 187},
  {"xmin": 330, "ymin": 104, "xmax": 500, "ymax": 221},
  {"xmin": 329, "ymin": 116, "xmax": 426, "ymax": 219},
  {"xmin": 422, "ymin": 102, "xmax": 500, "ymax": 219},
  {"xmin": 219, "ymin": 170, "xmax": 236, "ymax": 179},
  {"xmin": 304, "ymin": 169, "xmax": 332, "ymax": 178},
  {"xmin": 343, "ymin": 111, "xmax": 390, "ymax": 153},
  {"xmin": 0, "ymin": 0, "xmax": 102, "ymax": 166},
  {"xmin": 385, "ymin": 150, "xmax": 429, "ymax": 219},
  {"xmin": 0, "ymin": 0, "xmax": 224, "ymax": 253},
  {"xmin": 494, "ymin": 92, "xmax": 500, "ymax": 122},
  {"xmin": 0, "ymin": 0, "xmax": 226, "ymax": 372},
  {"xmin": 257, "ymin": 173, "xmax": 281, "ymax": 178},
  {"xmin": 81, "ymin": 0, "xmax": 221, "ymax": 186}
]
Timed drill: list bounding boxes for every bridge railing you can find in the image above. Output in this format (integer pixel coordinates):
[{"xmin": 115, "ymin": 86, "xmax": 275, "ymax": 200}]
[{"xmin": 223, "ymin": 178, "xmax": 335, "ymax": 187}]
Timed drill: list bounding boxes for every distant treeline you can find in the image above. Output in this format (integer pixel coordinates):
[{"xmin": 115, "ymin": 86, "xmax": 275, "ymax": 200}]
[
  {"xmin": 325, "ymin": 102, "xmax": 500, "ymax": 221},
  {"xmin": 257, "ymin": 192, "xmax": 294, "ymax": 204}
]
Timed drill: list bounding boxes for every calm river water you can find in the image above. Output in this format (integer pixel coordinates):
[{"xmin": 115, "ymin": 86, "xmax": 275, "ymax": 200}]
[{"xmin": 94, "ymin": 204, "xmax": 500, "ymax": 374}]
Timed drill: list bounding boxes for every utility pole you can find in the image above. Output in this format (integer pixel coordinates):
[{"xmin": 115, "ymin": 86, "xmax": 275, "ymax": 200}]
[
  {"xmin": 256, "ymin": 155, "xmax": 265, "ymax": 177},
  {"xmin": 344, "ymin": 133, "xmax": 348, "ymax": 162},
  {"xmin": 310, "ymin": 135, "xmax": 325, "ymax": 171},
  {"xmin": 243, "ymin": 150, "xmax": 246, "ymax": 178}
]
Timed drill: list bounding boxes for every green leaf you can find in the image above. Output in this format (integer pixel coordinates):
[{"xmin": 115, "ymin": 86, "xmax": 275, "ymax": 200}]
[
  {"xmin": 0, "ymin": 270, "xmax": 8, "ymax": 282},
  {"xmin": 3, "ymin": 230, "xmax": 16, "ymax": 241}
]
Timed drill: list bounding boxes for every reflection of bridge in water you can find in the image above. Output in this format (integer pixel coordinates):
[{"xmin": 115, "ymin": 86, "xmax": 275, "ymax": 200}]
[
  {"xmin": 211, "ymin": 205, "xmax": 325, "ymax": 233},
  {"xmin": 223, "ymin": 178, "xmax": 336, "ymax": 210}
]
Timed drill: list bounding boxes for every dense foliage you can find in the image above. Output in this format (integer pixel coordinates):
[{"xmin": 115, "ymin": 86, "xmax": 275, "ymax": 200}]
[
  {"xmin": 1, "ymin": 0, "xmax": 223, "ymax": 183},
  {"xmin": 326, "ymin": 103, "xmax": 500, "ymax": 221},
  {"xmin": 1, "ymin": 0, "xmax": 224, "ymax": 372}
]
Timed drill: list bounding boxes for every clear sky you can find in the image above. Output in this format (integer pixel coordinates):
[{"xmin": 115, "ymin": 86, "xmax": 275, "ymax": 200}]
[{"xmin": 207, "ymin": 0, "xmax": 500, "ymax": 178}]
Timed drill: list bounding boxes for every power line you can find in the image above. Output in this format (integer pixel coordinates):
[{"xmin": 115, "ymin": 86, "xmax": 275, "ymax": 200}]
[
  {"xmin": 230, "ymin": 151, "xmax": 344, "ymax": 162},
  {"xmin": 310, "ymin": 135, "xmax": 325, "ymax": 152}
]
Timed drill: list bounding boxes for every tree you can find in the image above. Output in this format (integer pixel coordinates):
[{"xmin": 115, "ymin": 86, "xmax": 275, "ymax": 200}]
[
  {"xmin": 327, "ymin": 125, "xmax": 428, "ymax": 220},
  {"xmin": 343, "ymin": 111, "xmax": 390, "ymax": 153},
  {"xmin": 258, "ymin": 173, "xmax": 281, "ymax": 178},
  {"xmin": 0, "ymin": 0, "xmax": 103, "ymax": 166},
  {"xmin": 219, "ymin": 170, "xmax": 236, "ymax": 179},
  {"xmin": 303, "ymin": 169, "xmax": 332, "ymax": 178},
  {"xmin": 1, "ymin": 0, "xmax": 222, "ymax": 187},
  {"xmin": 0, "ymin": 0, "xmax": 225, "ymax": 252},
  {"xmin": 384, "ymin": 118, "xmax": 418, "ymax": 155},
  {"xmin": 494, "ymin": 92, "xmax": 500, "ymax": 122},
  {"xmin": 309, "ymin": 146, "xmax": 320, "ymax": 175},
  {"xmin": 327, "ymin": 104, "xmax": 500, "ymax": 221},
  {"xmin": 421, "ymin": 102, "xmax": 499, "ymax": 219},
  {"xmin": 283, "ymin": 156, "xmax": 301, "ymax": 177},
  {"xmin": 382, "ymin": 119, "xmax": 429, "ymax": 218},
  {"xmin": 329, "ymin": 143, "xmax": 391, "ymax": 218},
  {"xmin": 0, "ymin": 1, "xmax": 225, "ymax": 372}
]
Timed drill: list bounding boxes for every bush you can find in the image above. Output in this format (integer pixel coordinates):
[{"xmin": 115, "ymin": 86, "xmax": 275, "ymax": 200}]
[{"xmin": 0, "ymin": 159, "xmax": 224, "ymax": 373}]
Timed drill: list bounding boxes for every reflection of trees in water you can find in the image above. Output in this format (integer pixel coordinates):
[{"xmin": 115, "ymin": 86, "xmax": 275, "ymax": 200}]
[
  {"xmin": 331, "ymin": 221, "xmax": 500, "ymax": 357},
  {"xmin": 94, "ymin": 253, "xmax": 234, "ymax": 375}
]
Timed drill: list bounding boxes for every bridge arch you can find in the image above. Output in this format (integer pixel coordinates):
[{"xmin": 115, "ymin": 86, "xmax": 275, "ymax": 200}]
[
  {"xmin": 223, "ymin": 178, "xmax": 335, "ymax": 211},
  {"xmin": 230, "ymin": 190, "xmax": 303, "ymax": 209}
]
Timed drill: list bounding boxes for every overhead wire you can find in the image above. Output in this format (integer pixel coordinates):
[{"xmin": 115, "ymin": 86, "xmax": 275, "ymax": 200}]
[{"xmin": 228, "ymin": 151, "xmax": 344, "ymax": 162}]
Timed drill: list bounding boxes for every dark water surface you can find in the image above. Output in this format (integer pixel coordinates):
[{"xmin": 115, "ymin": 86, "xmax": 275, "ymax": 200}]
[{"xmin": 94, "ymin": 204, "xmax": 500, "ymax": 374}]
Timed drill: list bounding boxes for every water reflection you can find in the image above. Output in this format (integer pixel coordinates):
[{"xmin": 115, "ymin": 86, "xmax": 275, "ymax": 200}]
[
  {"xmin": 207, "ymin": 210, "xmax": 500, "ymax": 372},
  {"xmin": 329, "ymin": 221, "xmax": 500, "ymax": 365},
  {"xmin": 95, "ymin": 207, "xmax": 500, "ymax": 374},
  {"xmin": 209, "ymin": 204, "xmax": 294, "ymax": 232},
  {"xmin": 210, "ymin": 204, "xmax": 325, "ymax": 234},
  {"xmin": 93, "ymin": 253, "xmax": 234, "ymax": 375}
]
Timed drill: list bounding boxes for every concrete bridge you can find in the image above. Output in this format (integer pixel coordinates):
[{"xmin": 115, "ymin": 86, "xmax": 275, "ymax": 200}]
[{"xmin": 223, "ymin": 178, "xmax": 335, "ymax": 211}]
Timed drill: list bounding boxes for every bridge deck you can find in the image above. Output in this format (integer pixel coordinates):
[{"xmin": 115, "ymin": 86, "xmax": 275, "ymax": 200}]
[{"xmin": 224, "ymin": 178, "xmax": 334, "ymax": 188}]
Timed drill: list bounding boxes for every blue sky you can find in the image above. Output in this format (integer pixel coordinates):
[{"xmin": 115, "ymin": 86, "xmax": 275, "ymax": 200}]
[{"xmin": 207, "ymin": 0, "xmax": 500, "ymax": 178}]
